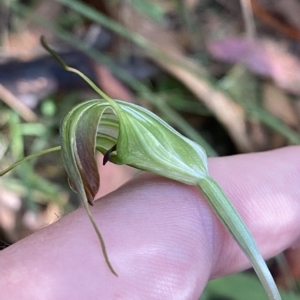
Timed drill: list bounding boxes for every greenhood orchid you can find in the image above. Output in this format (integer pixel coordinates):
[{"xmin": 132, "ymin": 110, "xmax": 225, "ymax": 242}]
[{"xmin": 0, "ymin": 38, "xmax": 282, "ymax": 300}]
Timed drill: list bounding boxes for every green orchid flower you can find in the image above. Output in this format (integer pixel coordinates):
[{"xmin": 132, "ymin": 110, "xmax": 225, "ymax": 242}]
[{"xmin": 0, "ymin": 38, "xmax": 281, "ymax": 300}]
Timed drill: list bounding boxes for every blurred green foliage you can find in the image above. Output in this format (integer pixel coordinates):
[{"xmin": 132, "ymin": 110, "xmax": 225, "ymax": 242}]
[{"xmin": 200, "ymin": 273, "xmax": 299, "ymax": 300}]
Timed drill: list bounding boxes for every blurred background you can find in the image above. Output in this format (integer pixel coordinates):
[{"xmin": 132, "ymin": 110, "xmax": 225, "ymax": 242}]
[{"xmin": 0, "ymin": 0, "xmax": 300, "ymax": 298}]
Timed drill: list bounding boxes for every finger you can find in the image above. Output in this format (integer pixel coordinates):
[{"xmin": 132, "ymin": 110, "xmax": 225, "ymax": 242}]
[{"xmin": 0, "ymin": 147, "xmax": 299, "ymax": 300}]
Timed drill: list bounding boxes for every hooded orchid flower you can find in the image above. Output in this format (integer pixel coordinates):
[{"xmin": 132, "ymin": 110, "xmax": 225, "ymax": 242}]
[{"xmin": 0, "ymin": 38, "xmax": 281, "ymax": 300}]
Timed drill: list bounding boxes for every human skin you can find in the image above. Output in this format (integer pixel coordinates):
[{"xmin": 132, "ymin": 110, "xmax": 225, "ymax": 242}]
[{"xmin": 0, "ymin": 147, "xmax": 299, "ymax": 300}]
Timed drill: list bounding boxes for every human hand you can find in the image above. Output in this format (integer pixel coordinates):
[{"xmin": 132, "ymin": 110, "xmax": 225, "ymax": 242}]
[{"xmin": 0, "ymin": 146, "xmax": 299, "ymax": 299}]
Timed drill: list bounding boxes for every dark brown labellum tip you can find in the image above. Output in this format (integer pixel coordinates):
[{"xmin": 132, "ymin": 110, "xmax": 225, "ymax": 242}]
[{"xmin": 103, "ymin": 144, "xmax": 117, "ymax": 165}]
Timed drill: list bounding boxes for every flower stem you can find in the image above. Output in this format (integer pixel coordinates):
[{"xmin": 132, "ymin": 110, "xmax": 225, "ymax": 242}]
[
  {"xmin": 0, "ymin": 146, "xmax": 61, "ymax": 176},
  {"xmin": 197, "ymin": 176, "xmax": 281, "ymax": 300}
]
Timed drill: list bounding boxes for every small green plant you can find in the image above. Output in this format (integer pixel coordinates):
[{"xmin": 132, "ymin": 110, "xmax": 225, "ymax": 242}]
[{"xmin": 0, "ymin": 38, "xmax": 282, "ymax": 300}]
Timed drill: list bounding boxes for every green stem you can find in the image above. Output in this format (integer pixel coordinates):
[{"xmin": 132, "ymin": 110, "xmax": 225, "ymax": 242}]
[
  {"xmin": 81, "ymin": 194, "xmax": 118, "ymax": 276},
  {"xmin": 41, "ymin": 37, "xmax": 125, "ymax": 116},
  {"xmin": 0, "ymin": 146, "xmax": 61, "ymax": 176},
  {"xmin": 198, "ymin": 176, "xmax": 281, "ymax": 300}
]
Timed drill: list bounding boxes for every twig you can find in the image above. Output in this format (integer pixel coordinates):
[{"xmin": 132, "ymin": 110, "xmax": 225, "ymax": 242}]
[
  {"xmin": 240, "ymin": 0, "xmax": 256, "ymax": 40},
  {"xmin": 0, "ymin": 84, "xmax": 37, "ymax": 122}
]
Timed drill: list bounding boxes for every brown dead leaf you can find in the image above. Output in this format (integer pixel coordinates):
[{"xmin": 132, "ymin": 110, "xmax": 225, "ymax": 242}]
[
  {"xmin": 207, "ymin": 38, "xmax": 271, "ymax": 76},
  {"xmin": 251, "ymin": 0, "xmax": 300, "ymax": 30},
  {"xmin": 94, "ymin": 65, "xmax": 133, "ymax": 102},
  {"xmin": 284, "ymin": 248, "xmax": 300, "ymax": 282},
  {"xmin": 267, "ymin": 0, "xmax": 300, "ymax": 31},
  {"xmin": 251, "ymin": 0, "xmax": 300, "ymax": 41},
  {"xmin": 247, "ymin": 119, "xmax": 270, "ymax": 150},
  {"xmin": 275, "ymin": 248, "xmax": 300, "ymax": 290},
  {"xmin": 208, "ymin": 37, "xmax": 300, "ymax": 96},
  {"xmin": 263, "ymin": 83, "xmax": 299, "ymax": 128}
]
